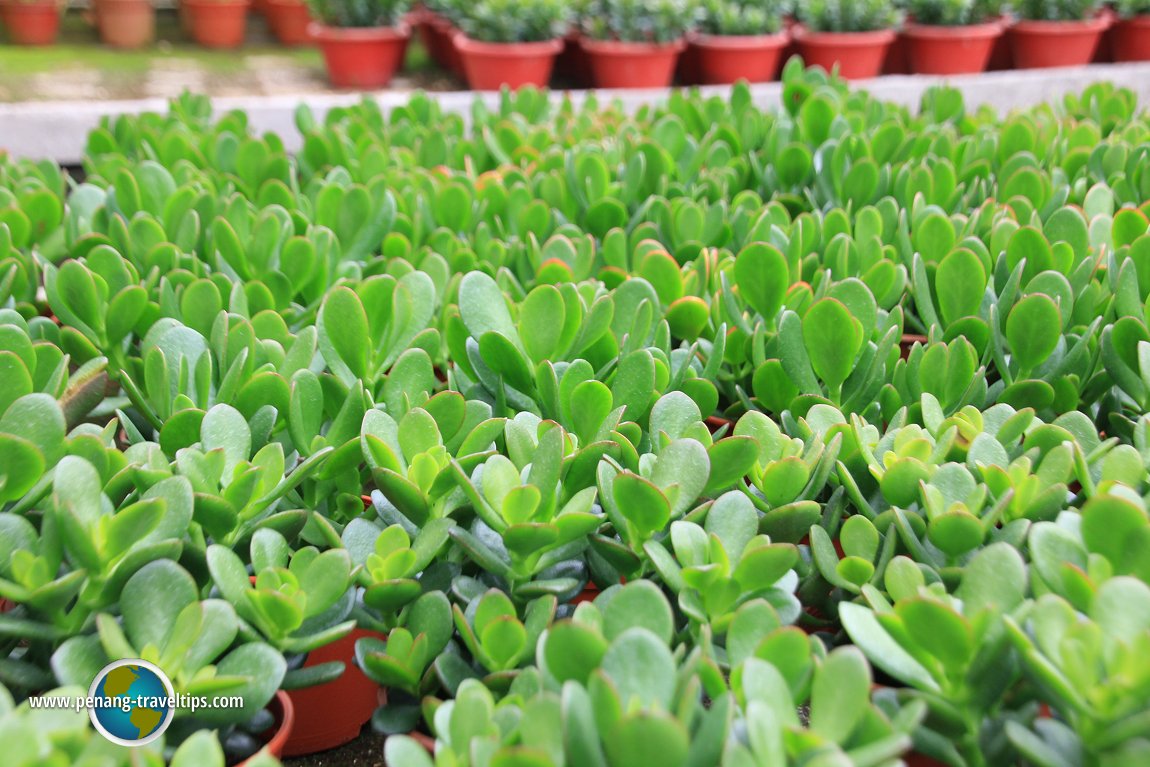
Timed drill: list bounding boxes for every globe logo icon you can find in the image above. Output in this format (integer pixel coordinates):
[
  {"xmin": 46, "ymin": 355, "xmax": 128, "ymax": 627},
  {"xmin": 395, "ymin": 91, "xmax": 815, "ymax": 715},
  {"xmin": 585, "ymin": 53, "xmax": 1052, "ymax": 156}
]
[{"xmin": 87, "ymin": 659, "xmax": 175, "ymax": 747}]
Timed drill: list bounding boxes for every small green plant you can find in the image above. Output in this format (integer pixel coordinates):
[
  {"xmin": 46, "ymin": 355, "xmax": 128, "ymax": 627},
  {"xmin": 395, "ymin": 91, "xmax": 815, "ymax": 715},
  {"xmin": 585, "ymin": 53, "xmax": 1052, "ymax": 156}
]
[
  {"xmin": 581, "ymin": 0, "xmax": 701, "ymax": 43},
  {"xmin": 906, "ymin": 0, "xmax": 1003, "ymax": 24},
  {"xmin": 796, "ymin": 0, "xmax": 901, "ymax": 31},
  {"xmin": 306, "ymin": 0, "xmax": 412, "ymax": 26},
  {"xmin": 698, "ymin": 0, "xmax": 785, "ymax": 35},
  {"xmin": 1014, "ymin": 0, "xmax": 1100, "ymax": 20},
  {"xmin": 1116, "ymin": 0, "xmax": 1150, "ymax": 16},
  {"xmin": 457, "ymin": 0, "xmax": 573, "ymax": 42}
]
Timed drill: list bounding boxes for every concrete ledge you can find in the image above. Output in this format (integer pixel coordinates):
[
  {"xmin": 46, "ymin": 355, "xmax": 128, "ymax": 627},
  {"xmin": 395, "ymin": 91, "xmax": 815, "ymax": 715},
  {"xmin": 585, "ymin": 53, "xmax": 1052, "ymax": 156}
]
[{"xmin": 3, "ymin": 62, "xmax": 1150, "ymax": 165}]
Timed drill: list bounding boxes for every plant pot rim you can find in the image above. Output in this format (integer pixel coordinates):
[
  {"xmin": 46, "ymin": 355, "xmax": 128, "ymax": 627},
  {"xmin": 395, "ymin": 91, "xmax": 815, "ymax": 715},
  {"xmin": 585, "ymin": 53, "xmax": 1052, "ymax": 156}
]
[
  {"xmin": 792, "ymin": 26, "xmax": 897, "ymax": 45},
  {"xmin": 1011, "ymin": 16, "xmax": 1112, "ymax": 34},
  {"xmin": 691, "ymin": 31, "xmax": 790, "ymax": 49},
  {"xmin": 265, "ymin": 0, "xmax": 308, "ymax": 7},
  {"xmin": 308, "ymin": 21, "xmax": 411, "ymax": 42},
  {"xmin": 94, "ymin": 0, "xmax": 153, "ymax": 5},
  {"xmin": 902, "ymin": 20, "xmax": 1004, "ymax": 38},
  {"xmin": 236, "ymin": 690, "xmax": 295, "ymax": 765},
  {"xmin": 184, "ymin": 0, "xmax": 251, "ymax": 6},
  {"xmin": 580, "ymin": 37, "xmax": 687, "ymax": 54},
  {"xmin": 454, "ymin": 34, "xmax": 563, "ymax": 55}
]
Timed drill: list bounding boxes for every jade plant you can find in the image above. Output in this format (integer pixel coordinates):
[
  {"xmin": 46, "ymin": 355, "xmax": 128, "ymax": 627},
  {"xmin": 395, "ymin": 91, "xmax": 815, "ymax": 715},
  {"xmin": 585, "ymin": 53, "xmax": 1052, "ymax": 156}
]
[
  {"xmin": 358, "ymin": 590, "xmax": 453, "ymax": 733},
  {"xmin": 1004, "ymin": 579, "xmax": 1150, "ymax": 767},
  {"xmin": 841, "ymin": 543, "xmax": 1031, "ymax": 767},
  {"xmin": 0, "ymin": 683, "xmax": 283, "ymax": 767},
  {"xmin": 51, "ymin": 560, "xmax": 286, "ymax": 759}
]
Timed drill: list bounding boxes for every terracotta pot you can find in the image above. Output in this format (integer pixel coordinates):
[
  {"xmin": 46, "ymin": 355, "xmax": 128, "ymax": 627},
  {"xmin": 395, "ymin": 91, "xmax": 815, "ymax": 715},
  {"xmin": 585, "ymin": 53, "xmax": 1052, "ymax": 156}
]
[
  {"xmin": 455, "ymin": 34, "xmax": 562, "ymax": 90},
  {"xmin": 903, "ymin": 21, "xmax": 1004, "ymax": 74},
  {"xmin": 903, "ymin": 753, "xmax": 949, "ymax": 767},
  {"xmin": 0, "ymin": 599, "xmax": 12, "ymax": 613},
  {"xmin": 252, "ymin": 0, "xmax": 270, "ymax": 16},
  {"xmin": 95, "ymin": 0, "xmax": 155, "ymax": 48},
  {"xmin": 310, "ymin": 22, "xmax": 410, "ymax": 89},
  {"xmin": 236, "ymin": 690, "xmax": 295, "ymax": 765},
  {"xmin": 793, "ymin": 26, "xmax": 896, "ymax": 80},
  {"xmin": 580, "ymin": 37, "xmax": 686, "ymax": 89},
  {"xmin": 1009, "ymin": 16, "xmax": 1110, "ymax": 69},
  {"xmin": 1112, "ymin": 15, "xmax": 1150, "ymax": 61},
  {"xmin": 282, "ymin": 629, "xmax": 384, "ymax": 756},
  {"xmin": 0, "ymin": 0, "xmax": 60, "ymax": 46},
  {"xmin": 265, "ymin": 0, "xmax": 312, "ymax": 46},
  {"xmin": 690, "ymin": 32, "xmax": 789, "ymax": 84},
  {"xmin": 184, "ymin": 0, "xmax": 251, "ymax": 49}
]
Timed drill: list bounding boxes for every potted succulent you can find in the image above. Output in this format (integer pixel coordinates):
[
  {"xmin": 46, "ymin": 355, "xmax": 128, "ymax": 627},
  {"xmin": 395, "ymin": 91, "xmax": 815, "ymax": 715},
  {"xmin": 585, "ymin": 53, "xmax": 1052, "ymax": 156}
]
[
  {"xmin": 1112, "ymin": 0, "xmax": 1150, "ymax": 58},
  {"xmin": 51, "ymin": 561, "xmax": 292, "ymax": 764},
  {"xmin": 579, "ymin": 0, "xmax": 701, "ymax": 88},
  {"xmin": 793, "ymin": 0, "xmax": 902, "ymax": 79},
  {"xmin": 1009, "ymin": 0, "xmax": 1109, "ymax": 68},
  {"xmin": 183, "ymin": 0, "xmax": 252, "ymax": 48},
  {"xmin": 93, "ymin": 0, "xmax": 156, "ymax": 48},
  {"xmin": 0, "ymin": 0, "xmax": 61, "ymax": 45},
  {"xmin": 689, "ymin": 0, "xmax": 790, "ymax": 84},
  {"xmin": 307, "ymin": 0, "xmax": 413, "ymax": 89},
  {"xmin": 265, "ymin": 0, "xmax": 315, "ymax": 45},
  {"xmin": 453, "ymin": 0, "xmax": 572, "ymax": 90},
  {"xmin": 902, "ymin": 0, "xmax": 1005, "ymax": 73}
]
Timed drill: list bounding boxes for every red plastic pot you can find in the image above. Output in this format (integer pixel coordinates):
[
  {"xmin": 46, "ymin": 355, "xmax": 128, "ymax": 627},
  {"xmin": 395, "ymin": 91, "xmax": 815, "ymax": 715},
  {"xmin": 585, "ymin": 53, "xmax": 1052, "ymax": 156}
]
[
  {"xmin": 903, "ymin": 21, "xmax": 1004, "ymax": 74},
  {"xmin": 282, "ymin": 628, "xmax": 384, "ymax": 757},
  {"xmin": 581, "ymin": 37, "xmax": 686, "ymax": 89},
  {"xmin": 690, "ymin": 32, "xmax": 789, "ymax": 84},
  {"xmin": 310, "ymin": 22, "xmax": 410, "ymax": 89},
  {"xmin": 1009, "ymin": 16, "xmax": 1110, "ymax": 69},
  {"xmin": 1112, "ymin": 15, "xmax": 1150, "ymax": 61},
  {"xmin": 236, "ymin": 690, "xmax": 295, "ymax": 765},
  {"xmin": 0, "ymin": 0, "xmax": 60, "ymax": 45},
  {"xmin": 793, "ymin": 26, "xmax": 896, "ymax": 80},
  {"xmin": 184, "ymin": 0, "xmax": 250, "ymax": 48},
  {"xmin": 265, "ymin": 0, "xmax": 312, "ymax": 46},
  {"xmin": 95, "ymin": 0, "xmax": 155, "ymax": 48},
  {"xmin": 455, "ymin": 34, "xmax": 562, "ymax": 91}
]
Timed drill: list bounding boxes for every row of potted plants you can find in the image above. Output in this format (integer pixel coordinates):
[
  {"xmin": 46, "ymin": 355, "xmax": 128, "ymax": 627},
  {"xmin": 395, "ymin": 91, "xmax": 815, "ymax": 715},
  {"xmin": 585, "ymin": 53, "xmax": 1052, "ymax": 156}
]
[
  {"xmin": 4, "ymin": 68, "xmax": 1150, "ymax": 764},
  {"xmin": 315, "ymin": 0, "xmax": 1150, "ymax": 90},
  {"xmin": 3, "ymin": 0, "xmax": 1150, "ymax": 85}
]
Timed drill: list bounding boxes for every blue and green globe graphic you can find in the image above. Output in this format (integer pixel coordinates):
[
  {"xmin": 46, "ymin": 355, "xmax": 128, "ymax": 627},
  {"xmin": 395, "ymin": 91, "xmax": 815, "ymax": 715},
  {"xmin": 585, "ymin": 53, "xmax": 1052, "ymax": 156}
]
[{"xmin": 87, "ymin": 659, "xmax": 174, "ymax": 746}]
